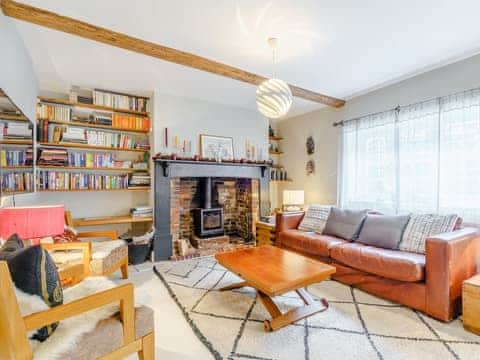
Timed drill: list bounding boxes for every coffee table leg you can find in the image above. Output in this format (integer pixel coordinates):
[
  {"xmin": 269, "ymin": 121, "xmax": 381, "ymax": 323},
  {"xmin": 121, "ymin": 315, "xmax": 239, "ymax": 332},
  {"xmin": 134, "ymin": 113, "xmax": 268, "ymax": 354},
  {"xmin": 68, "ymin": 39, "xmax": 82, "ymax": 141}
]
[
  {"xmin": 259, "ymin": 288, "xmax": 329, "ymax": 332},
  {"xmin": 218, "ymin": 281, "xmax": 249, "ymax": 291}
]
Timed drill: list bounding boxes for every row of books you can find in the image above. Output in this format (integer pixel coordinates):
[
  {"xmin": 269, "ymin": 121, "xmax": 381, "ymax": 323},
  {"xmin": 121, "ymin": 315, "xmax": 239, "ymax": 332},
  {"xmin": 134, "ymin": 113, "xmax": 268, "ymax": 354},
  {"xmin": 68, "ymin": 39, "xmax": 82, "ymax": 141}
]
[
  {"xmin": 131, "ymin": 206, "xmax": 153, "ymax": 218},
  {"xmin": 37, "ymin": 171, "xmax": 129, "ymax": 191},
  {"xmin": 1, "ymin": 122, "xmax": 32, "ymax": 140},
  {"xmin": 128, "ymin": 172, "xmax": 150, "ymax": 187},
  {"xmin": 1, "ymin": 148, "xmax": 33, "ymax": 166},
  {"xmin": 37, "ymin": 103, "xmax": 71, "ymax": 122},
  {"xmin": 112, "ymin": 113, "xmax": 150, "ymax": 131},
  {"xmin": 93, "ymin": 89, "xmax": 149, "ymax": 112},
  {"xmin": 1, "ymin": 172, "xmax": 34, "ymax": 193}
]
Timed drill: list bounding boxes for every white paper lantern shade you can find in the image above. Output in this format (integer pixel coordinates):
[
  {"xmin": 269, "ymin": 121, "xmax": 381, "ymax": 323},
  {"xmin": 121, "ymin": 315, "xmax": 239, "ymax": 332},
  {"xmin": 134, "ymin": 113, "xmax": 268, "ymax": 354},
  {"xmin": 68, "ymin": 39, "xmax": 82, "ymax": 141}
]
[{"xmin": 256, "ymin": 78, "xmax": 293, "ymax": 119}]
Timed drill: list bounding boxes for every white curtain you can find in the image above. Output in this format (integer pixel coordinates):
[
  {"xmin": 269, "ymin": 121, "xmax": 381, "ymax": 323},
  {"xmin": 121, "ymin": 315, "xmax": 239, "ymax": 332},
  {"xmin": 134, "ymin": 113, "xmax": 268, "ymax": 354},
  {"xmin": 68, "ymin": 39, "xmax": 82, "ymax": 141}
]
[{"xmin": 340, "ymin": 88, "xmax": 480, "ymax": 223}]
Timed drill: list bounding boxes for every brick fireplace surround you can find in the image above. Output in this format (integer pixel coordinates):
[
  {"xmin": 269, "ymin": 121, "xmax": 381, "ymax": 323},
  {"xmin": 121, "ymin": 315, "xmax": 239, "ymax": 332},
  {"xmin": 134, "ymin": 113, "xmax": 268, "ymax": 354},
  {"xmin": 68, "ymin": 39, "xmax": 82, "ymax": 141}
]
[
  {"xmin": 153, "ymin": 159, "xmax": 270, "ymax": 260},
  {"xmin": 171, "ymin": 177, "xmax": 259, "ymax": 258}
]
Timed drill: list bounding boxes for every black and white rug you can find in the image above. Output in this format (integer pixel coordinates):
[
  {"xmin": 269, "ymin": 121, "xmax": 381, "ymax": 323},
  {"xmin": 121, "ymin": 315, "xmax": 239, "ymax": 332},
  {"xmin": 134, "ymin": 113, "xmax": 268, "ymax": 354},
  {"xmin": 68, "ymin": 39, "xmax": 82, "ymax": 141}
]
[{"xmin": 153, "ymin": 257, "xmax": 480, "ymax": 360}]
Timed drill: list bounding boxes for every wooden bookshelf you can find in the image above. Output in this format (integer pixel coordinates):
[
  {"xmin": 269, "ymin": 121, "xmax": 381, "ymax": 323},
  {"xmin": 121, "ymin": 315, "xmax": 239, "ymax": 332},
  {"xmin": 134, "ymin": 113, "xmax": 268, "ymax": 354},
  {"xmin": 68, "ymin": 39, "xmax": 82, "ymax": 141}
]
[
  {"xmin": 72, "ymin": 215, "xmax": 153, "ymax": 227},
  {"xmin": 37, "ymin": 187, "xmax": 151, "ymax": 193},
  {"xmin": 37, "ymin": 165, "xmax": 149, "ymax": 173},
  {"xmin": 1, "ymin": 165, "xmax": 32, "ymax": 170},
  {"xmin": 0, "ymin": 139, "xmax": 32, "ymax": 146},
  {"xmin": 43, "ymin": 119, "xmax": 150, "ymax": 134},
  {"xmin": 0, "ymin": 114, "xmax": 29, "ymax": 121},
  {"xmin": 38, "ymin": 96, "xmax": 149, "ymax": 117},
  {"xmin": 38, "ymin": 142, "xmax": 149, "ymax": 153}
]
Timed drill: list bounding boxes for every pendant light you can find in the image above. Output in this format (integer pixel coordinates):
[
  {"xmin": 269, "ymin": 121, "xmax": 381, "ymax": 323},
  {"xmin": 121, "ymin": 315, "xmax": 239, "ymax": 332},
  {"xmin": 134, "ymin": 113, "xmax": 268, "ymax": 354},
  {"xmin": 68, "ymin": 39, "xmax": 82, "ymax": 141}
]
[{"xmin": 256, "ymin": 38, "xmax": 293, "ymax": 119}]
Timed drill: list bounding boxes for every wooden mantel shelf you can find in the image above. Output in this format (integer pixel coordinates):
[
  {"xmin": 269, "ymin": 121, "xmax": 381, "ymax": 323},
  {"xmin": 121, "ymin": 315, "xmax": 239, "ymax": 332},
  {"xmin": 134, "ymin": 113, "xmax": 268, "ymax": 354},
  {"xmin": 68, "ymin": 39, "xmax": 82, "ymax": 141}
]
[{"xmin": 153, "ymin": 158, "xmax": 272, "ymax": 177}]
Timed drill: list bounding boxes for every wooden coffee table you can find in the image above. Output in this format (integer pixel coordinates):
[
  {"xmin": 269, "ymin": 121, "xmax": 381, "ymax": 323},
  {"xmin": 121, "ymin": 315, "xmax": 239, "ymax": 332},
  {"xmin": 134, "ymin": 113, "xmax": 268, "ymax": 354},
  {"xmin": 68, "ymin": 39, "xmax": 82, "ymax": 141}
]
[{"xmin": 215, "ymin": 245, "xmax": 336, "ymax": 332}]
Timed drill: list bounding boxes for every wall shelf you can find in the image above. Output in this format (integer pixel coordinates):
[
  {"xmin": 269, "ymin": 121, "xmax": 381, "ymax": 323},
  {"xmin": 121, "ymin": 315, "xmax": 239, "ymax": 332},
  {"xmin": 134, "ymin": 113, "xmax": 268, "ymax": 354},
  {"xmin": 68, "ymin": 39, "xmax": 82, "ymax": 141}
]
[
  {"xmin": 72, "ymin": 215, "xmax": 153, "ymax": 227},
  {"xmin": 42, "ymin": 119, "xmax": 150, "ymax": 134},
  {"xmin": 0, "ymin": 114, "xmax": 29, "ymax": 121},
  {"xmin": 38, "ymin": 142, "xmax": 149, "ymax": 153},
  {"xmin": 38, "ymin": 96, "xmax": 149, "ymax": 117},
  {"xmin": 37, "ymin": 187, "xmax": 151, "ymax": 193},
  {"xmin": 0, "ymin": 140, "xmax": 32, "ymax": 146},
  {"xmin": 37, "ymin": 165, "xmax": 149, "ymax": 173},
  {"xmin": 1, "ymin": 165, "xmax": 32, "ymax": 170},
  {"xmin": 269, "ymin": 136, "xmax": 283, "ymax": 141},
  {"xmin": 269, "ymin": 150, "xmax": 284, "ymax": 155}
]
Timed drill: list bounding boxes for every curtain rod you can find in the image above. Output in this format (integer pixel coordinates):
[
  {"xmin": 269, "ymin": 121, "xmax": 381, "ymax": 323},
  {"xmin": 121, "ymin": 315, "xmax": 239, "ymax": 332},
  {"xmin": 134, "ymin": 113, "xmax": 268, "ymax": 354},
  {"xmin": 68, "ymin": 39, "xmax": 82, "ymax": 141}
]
[{"xmin": 332, "ymin": 85, "xmax": 480, "ymax": 127}]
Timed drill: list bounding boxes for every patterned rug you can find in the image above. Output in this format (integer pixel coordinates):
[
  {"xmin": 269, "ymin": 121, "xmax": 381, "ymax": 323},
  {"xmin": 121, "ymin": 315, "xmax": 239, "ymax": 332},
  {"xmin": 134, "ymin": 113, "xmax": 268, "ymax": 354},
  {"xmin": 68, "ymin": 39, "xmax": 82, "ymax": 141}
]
[{"xmin": 153, "ymin": 257, "xmax": 480, "ymax": 360}]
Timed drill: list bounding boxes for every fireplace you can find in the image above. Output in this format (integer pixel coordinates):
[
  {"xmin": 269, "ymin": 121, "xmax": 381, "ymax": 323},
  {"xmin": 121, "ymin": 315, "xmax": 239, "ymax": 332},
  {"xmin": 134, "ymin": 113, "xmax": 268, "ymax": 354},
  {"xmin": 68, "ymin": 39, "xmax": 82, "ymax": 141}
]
[
  {"xmin": 193, "ymin": 177, "xmax": 225, "ymax": 238},
  {"xmin": 153, "ymin": 159, "xmax": 270, "ymax": 260}
]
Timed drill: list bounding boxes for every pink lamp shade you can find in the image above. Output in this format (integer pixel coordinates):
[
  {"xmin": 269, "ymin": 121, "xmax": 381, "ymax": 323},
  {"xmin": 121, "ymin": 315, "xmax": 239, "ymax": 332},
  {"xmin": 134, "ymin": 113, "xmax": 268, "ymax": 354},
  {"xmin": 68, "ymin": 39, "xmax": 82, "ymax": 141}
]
[{"xmin": 0, "ymin": 205, "xmax": 65, "ymax": 240}]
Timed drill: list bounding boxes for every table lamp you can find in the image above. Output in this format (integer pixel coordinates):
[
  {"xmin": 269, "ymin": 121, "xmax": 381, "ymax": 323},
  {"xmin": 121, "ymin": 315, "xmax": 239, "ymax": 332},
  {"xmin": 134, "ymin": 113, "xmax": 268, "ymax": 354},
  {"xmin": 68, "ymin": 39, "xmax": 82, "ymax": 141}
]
[
  {"xmin": 282, "ymin": 190, "xmax": 305, "ymax": 212},
  {"xmin": 0, "ymin": 205, "xmax": 65, "ymax": 242}
]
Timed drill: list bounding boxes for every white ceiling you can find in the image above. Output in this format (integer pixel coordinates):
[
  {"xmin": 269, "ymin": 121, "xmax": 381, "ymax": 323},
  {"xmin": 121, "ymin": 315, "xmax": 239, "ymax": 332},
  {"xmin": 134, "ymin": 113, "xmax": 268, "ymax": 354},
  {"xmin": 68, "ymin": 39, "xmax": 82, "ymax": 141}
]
[{"xmin": 11, "ymin": 0, "xmax": 480, "ymax": 118}]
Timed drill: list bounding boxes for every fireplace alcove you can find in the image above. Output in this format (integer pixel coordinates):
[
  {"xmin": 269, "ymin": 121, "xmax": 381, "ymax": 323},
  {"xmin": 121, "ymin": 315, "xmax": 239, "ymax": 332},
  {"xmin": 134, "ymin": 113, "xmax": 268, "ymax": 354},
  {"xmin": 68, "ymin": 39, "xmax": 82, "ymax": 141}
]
[{"xmin": 153, "ymin": 159, "xmax": 270, "ymax": 260}]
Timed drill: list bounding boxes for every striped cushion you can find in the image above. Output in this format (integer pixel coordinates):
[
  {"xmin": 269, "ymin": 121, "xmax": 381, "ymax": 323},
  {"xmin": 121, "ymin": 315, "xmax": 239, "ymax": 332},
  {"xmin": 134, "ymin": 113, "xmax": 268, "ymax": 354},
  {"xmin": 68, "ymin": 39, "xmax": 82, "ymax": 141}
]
[
  {"xmin": 297, "ymin": 205, "xmax": 332, "ymax": 233},
  {"xmin": 399, "ymin": 214, "xmax": 458, "ymax": 254}
]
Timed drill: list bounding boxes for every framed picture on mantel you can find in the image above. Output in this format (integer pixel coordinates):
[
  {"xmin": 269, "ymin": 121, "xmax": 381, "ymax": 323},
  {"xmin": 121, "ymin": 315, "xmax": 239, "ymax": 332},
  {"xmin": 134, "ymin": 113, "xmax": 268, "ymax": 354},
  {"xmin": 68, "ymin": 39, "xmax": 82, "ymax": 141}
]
[{"xmin": 199, "ymin": 134, "xmax": 234, "ymax": 160}]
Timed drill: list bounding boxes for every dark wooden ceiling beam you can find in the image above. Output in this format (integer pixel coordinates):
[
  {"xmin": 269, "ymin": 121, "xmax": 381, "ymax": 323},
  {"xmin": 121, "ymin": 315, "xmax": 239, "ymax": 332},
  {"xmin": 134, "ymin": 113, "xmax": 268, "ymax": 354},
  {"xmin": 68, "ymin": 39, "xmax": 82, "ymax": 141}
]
[{"xmin": 1, "ymin": 0, "xmax": 346, "ymax": 108}]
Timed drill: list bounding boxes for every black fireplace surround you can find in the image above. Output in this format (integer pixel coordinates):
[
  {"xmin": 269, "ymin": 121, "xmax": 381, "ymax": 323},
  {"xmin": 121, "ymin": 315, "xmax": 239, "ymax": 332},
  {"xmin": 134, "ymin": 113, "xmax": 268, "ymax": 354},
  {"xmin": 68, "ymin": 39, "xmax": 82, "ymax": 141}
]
[{"xmin": 153, "ymin": 159, "xmax": 270, "ymax": 260}]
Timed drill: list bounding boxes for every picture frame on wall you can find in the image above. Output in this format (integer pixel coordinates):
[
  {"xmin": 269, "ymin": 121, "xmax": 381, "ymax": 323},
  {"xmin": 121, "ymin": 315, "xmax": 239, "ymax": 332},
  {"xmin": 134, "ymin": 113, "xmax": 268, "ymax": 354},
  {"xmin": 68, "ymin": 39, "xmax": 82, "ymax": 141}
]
[{"xmin": 199, "ymin": 134, "xmax": 234, "ymax": 160}]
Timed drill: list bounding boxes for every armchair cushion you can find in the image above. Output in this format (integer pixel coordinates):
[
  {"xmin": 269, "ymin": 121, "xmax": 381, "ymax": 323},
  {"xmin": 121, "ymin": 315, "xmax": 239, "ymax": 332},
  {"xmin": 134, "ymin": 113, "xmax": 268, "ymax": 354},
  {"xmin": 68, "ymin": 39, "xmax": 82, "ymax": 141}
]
[
  {"xmin": 49, "ymin": 240, "xmax": 127, "ymax": 276},
  {"xmin": 56, "ymin": 306, "xmax": 153, "ymax": 360},
  {"xmin": 54, "ymin": 226, "xmax": 80, "ymax": 244}
]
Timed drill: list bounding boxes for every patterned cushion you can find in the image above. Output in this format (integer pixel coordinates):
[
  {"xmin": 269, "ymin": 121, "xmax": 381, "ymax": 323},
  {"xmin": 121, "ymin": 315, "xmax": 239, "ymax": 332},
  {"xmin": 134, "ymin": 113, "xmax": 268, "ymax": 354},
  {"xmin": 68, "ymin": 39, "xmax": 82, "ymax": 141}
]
[
  {"xmin": 297, "ymin": 205, "xmax": 332, "ymax": 233},
  {"xmin": 54, "ymin": 226, "xmax": 80, "ymax": 244},
  {"xmin": 399, "ymin": 214, "xmax": 458, "ymax": 254}
]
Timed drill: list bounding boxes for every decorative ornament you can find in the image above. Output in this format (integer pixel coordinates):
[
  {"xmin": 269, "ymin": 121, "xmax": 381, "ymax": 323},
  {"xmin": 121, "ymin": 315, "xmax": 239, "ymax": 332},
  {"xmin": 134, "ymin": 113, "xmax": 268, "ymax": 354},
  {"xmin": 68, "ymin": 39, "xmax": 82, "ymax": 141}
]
[
  {"xmin": 306, "ymin": 135, "xmax": 315, "ymax": 155},
  {"xmin": 256, "ymin": 38, "xmax": 293, "ymax": 119},
  {"xmin": 306, "ymin": 160, "xmax": 315, "ymax": 175}
]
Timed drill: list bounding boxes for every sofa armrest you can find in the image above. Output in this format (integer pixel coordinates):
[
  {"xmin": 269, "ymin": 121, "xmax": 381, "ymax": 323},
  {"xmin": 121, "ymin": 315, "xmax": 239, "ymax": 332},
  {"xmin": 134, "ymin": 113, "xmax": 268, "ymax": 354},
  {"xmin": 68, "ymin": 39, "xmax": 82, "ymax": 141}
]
[
  {"xmin": 425, "ymin": 227, "xmax": 480, "ymax": 321},
  {"xmin": 275, "ymin": 212, "xmax": 305, "ymax": 233}
]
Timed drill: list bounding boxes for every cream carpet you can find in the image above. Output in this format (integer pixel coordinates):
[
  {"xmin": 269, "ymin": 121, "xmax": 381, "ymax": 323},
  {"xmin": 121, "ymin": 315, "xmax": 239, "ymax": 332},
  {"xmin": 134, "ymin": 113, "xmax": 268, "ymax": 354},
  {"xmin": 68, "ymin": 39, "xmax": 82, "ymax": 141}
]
[{"xmin": 153, "ymin": 256, "xmax": 480, "ymax": 360}]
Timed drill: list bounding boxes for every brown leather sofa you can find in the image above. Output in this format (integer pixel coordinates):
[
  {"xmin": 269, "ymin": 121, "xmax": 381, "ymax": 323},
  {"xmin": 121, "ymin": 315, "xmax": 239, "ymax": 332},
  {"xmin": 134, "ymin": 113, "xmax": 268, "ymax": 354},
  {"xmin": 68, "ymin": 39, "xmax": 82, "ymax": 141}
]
[{"xmin": 276, "ymin": 212, "xmax": 480, "ymax": 322}]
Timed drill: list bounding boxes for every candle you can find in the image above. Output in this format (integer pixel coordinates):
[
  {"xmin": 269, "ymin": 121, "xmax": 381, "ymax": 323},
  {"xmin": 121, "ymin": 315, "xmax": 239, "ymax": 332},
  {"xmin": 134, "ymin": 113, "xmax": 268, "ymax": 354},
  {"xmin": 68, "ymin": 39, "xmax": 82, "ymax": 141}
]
[
  {"xmin": 174, "ymin": 136, "xmax": 179, "ymax": 149},
  {"xmin": 165, "ymin": 127, "xmax": 168, "ymax": 148}
]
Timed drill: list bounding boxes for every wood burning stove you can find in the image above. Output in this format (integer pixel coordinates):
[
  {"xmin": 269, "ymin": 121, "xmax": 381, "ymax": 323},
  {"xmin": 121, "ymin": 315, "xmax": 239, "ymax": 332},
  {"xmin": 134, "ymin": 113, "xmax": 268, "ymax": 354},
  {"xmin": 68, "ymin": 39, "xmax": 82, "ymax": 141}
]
[{"xmin": 193, "ymin": 177, "xmax": 225, "ymax": 238}]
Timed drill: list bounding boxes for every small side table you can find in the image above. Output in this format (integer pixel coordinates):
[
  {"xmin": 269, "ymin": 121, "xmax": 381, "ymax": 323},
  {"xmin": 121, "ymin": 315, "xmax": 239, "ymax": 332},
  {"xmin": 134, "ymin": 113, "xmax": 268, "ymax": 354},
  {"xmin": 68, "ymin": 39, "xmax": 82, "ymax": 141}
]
[
  {"xmin": 255, "ymin": 221, "xmax": 276, "ymax": 246},
  {"xmin": 463, "ymin": 274, "xmax": 480, "ymax": 335}
]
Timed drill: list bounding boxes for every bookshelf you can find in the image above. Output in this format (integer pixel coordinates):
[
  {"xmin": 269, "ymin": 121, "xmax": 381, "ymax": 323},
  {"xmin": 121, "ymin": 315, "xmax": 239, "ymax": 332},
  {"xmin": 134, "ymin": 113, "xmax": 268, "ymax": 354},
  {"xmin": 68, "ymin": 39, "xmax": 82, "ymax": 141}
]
[
  {"xmin": 35, "ymin": 89, "xmax": 152, "ymax": 192},
  {"xmin": 0, "ymin": 88, "xmax": 34, "ymax": 196}
]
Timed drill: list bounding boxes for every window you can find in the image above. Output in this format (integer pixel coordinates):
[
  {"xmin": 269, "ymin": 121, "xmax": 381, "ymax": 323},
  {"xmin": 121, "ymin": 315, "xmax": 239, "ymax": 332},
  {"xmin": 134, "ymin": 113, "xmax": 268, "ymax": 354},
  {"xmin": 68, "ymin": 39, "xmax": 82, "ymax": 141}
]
[{"xmin": 340, "ymin": 88, "xmax": 480, "ymax": 223}]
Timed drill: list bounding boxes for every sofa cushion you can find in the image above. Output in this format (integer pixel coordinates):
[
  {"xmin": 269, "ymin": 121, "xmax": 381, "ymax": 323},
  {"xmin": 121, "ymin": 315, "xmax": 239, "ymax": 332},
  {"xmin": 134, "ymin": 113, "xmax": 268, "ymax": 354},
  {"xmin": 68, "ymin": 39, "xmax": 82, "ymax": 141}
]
[
  {"xmin": 323, "ymin": 208, "xmax": 368, "ymax": 240},
  {"xmin": 297, "ymin": 205, "xmax": 332, "ymax": 233},
  {"xmin": 399, "ymin": 213, "xmax": 458, "ymax": 254},
  {"xmin": 0, "ymin": 233, "xmax": 25, "ymax": 260},
  {"xmin": 356, "ymin": 214, "xmax": 411, "ymax": 250},
  {"xmin": 330, "ymin": 242, "xmax": 425, "ymax": 282},
  {"xmin": 278, "ymin": 229, "xmax": 348, "ymax": 257}
]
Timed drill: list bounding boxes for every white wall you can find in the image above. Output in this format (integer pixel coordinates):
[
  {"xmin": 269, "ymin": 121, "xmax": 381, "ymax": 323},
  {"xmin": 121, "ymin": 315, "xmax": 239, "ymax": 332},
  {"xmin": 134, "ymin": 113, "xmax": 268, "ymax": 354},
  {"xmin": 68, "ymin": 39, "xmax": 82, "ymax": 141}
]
[
  {"xmin": 153, "ymin": 92, "xmax": 268, "ymax": 158},
  {"xmin": 278, "ymin": 52, "xmax": 480, "ymax": 206},
  {"xmin": 0, "ymin": 13, "xmax": 38, "ymax": 120}
]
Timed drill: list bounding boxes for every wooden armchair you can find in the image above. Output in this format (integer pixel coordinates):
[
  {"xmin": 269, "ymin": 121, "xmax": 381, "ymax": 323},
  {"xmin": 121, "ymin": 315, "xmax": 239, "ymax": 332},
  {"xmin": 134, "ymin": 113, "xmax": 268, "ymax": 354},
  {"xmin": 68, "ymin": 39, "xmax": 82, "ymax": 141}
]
[
  {"xmin": 0, "ymin": 261, "xmax": 154, "ymax": 359},
  {"xmin": 46, "ymin": 211, "xmax": 129, "ymax": 279}
]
